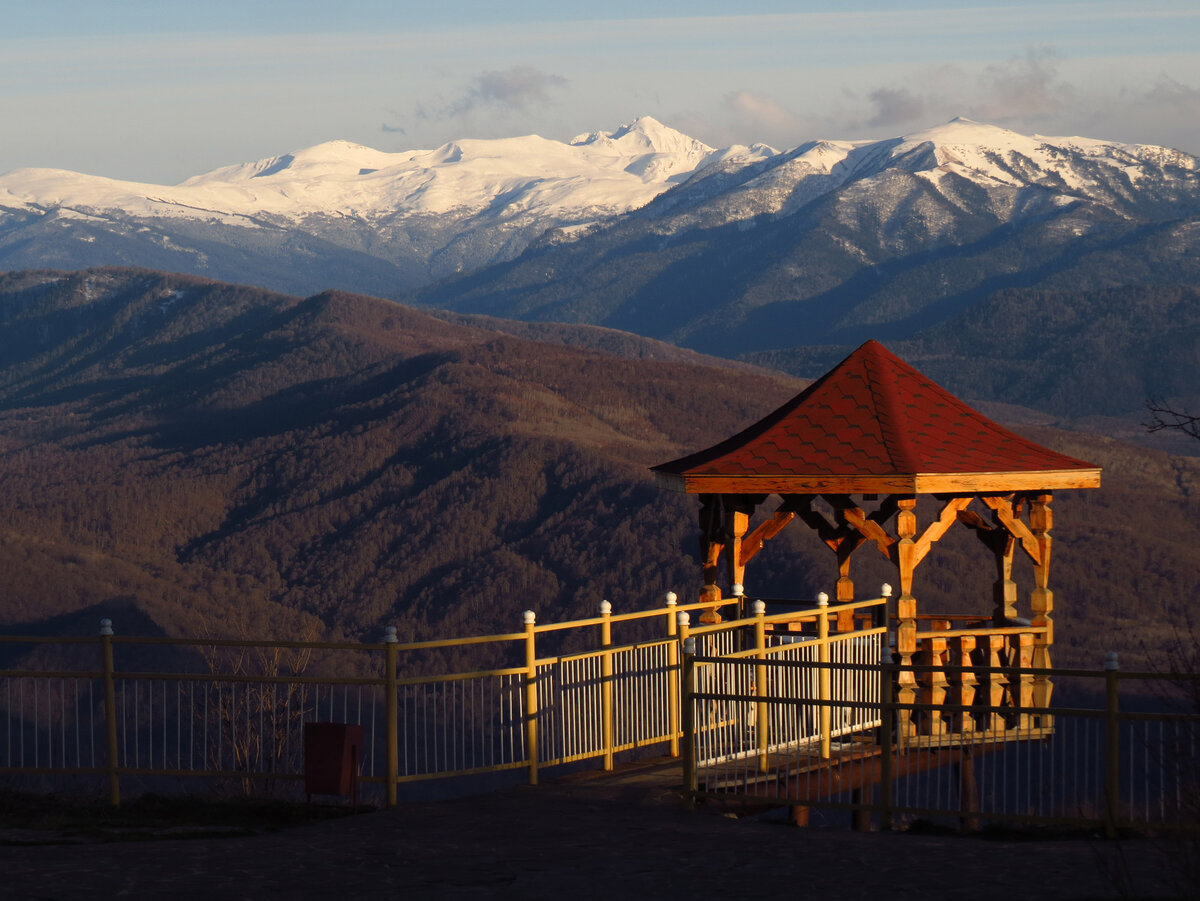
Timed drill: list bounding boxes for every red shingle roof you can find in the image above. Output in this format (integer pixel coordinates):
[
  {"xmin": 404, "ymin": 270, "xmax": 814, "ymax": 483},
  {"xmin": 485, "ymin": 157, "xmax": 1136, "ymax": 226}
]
[{"xmin": 652, "ymin": 340, "xmax": 1101, "ymax": 494}]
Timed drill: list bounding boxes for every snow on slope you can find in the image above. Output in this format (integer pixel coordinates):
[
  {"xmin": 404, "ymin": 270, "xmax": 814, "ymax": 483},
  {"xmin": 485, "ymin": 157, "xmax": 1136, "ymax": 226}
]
[
  {"xmin": 1, "ymin": 115, "xmax": 1192, "ymax": 253},
  {"xmin": 889, "ymin": 117, "xmax": 1197, "ymax": 189},
  {"xmin": 0, "ymin": 117, "xmax": 732, "ymax": 224}
]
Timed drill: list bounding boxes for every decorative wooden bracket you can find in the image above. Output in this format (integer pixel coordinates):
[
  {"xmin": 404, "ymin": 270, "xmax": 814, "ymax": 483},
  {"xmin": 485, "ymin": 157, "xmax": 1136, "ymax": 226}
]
[
  {"xmin": 979, "ymin": 495, "xmax": 1043, "ymax": 566},
  {"xmin": 739, "ymin": 510, "xmax": 796, "ymax": 567}
]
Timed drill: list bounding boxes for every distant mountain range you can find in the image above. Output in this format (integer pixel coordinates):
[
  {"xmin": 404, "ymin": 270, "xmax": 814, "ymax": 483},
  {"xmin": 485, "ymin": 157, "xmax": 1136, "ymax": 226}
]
[
  {"xmin": 0, "ymin": 267, "xmax": 1196, "ymax": 671},
  {"xmin": 0, "ymin": 117, "xmax": 761, "ymax": 297},
  {"xmin": 3, "ymin": 117, "xmax": 1199, "ymax": 421}
]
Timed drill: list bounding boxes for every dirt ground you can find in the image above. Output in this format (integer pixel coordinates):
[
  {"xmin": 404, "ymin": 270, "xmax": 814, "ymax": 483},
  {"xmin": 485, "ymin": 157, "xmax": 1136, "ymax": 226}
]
[{"xmin": 0, "ymin": 759, "xmax": 1190, "ymax": 900}]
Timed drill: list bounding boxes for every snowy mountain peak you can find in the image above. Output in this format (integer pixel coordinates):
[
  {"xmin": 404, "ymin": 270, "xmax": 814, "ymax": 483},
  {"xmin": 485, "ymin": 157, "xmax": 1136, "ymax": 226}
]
[{"xmin": 571, "ymin": 116, "xmax": 712, "ymax": 155}]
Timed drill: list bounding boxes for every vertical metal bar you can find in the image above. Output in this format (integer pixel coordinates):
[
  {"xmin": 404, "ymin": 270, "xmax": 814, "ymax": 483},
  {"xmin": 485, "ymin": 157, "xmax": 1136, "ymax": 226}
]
[
  {"xmin": 382, "ymin": 628, "xmax": 397, "ymax": 804},
  {"xmin": 681, "ymin": 635, "xmax": 697, "ymax": 808},
  {"xmin": 879, "ymin": 645, "xmax": 894, "ymax": 831},
  {"xmin": 600, "ymin": 601, "xmax": 614, "ymax": 770},
  {"xmin": 817, "ymin": 594, "xmax": 831, "ymax": 759},
  {"xmin": 523, "ymin": 611, "xmax": 539, "ymax": 785},
  {"xmin": 99, "ymin": 621, "xmax": 120, "ymax": 807},
  {"xmin": 1104, "ymin": 652, "xmax": 1120, "ymax": 838},
  {"xmin": 754, "ymin": 602, "xmax": 768, "ymax": 772}
]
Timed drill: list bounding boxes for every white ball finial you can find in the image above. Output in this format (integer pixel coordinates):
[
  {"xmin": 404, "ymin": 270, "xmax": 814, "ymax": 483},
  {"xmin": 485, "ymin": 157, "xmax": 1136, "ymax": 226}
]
[
  {"xmin": 523, "ymin": 610, "xmax": 536, "ymax": 625},
  {"xmin": 383, "ymin": 626, "xmax": 398, "ymax": 644},
  {"xmin": 599, "ymin": 599, "xmax": 612, "ymax": 615},
  {"xmin": 683, "ymin": 637, "xmax": 697, "ymax": 655},
  {"xmin": 881, "ymin": 583, "xmax": 893, "ymax": 598},
  {"xmin": 677, "ymin": 611, "xmax": 690, "ymax": 628},
  {"xmin": 817, "ymin": 592, "xmax": 829, "ymax": 607},
  {"xmin": 665, "ymin": 591, "xmax": 677, "ymax": 606},
  {"xmin": 752, "ymin": 600, "xmax": 766, "ymax": 616},
  {"xmin": 731, "ymin": 583, "xmax": 745, "ymax": 597},
  {"xmin": 99, "ymin": 619, "xmax": 114, "ymax": 636}
]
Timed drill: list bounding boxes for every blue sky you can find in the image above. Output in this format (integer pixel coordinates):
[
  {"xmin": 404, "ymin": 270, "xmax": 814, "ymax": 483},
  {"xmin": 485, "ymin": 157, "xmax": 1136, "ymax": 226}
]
[{"xmin": 3, "ymin": 1, "xmax": 1198, "ymax": 184}]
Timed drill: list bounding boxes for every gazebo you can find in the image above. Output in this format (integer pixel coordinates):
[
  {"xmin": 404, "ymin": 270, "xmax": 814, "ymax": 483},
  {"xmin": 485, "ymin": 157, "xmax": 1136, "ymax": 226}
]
[{"xmin": 652, "ymin": 339, "xmax": 1100, "ymax": 742}]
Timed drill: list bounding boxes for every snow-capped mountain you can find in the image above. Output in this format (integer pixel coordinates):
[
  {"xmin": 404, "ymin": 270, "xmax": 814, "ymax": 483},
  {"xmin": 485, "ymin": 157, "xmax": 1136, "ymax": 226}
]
[
  {"xmin": 0, "ymin": 118, "xmax": 771, "ymax": 296},
  {"xmin": 423, "ymin": 117, "xmax": 1200, "ymax": 374},
  {"xmin": 2, "ymin": 115, "xmax": 1199, "ymax": 408}
]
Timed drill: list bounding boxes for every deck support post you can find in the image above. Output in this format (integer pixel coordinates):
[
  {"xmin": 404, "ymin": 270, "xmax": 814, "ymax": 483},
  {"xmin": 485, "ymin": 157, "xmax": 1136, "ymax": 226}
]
[
  {"xmin": 384, "ymin": 626, "xmax": 399, "ymax": 807},
  {"xmin": 681, "ymin": 633, "xmax": 698, "ymax": 808},
  {"xmin": 1030, "ymin": 493, "xmax": 1055, "ymax": 725},
  {"xmin": 523, "ymin": 611, "xmax": 539, "ymax": 786},
  {"xmin": 894, "ymin": 498, "xmax": 919, "ymax": 744},
  {"xmin": 958, "ymin": 746, "xmax": 980, "ymax": 832},
  {"xmin": 100, "ymin": 619, "xmax": 120, "ymax": 809}
]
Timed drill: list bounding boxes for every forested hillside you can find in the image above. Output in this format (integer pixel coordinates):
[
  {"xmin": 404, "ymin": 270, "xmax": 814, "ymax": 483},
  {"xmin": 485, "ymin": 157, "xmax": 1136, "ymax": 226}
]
[{"xmin": 0, "ymin": 267, "xmax": 1195, "ymax": 670}]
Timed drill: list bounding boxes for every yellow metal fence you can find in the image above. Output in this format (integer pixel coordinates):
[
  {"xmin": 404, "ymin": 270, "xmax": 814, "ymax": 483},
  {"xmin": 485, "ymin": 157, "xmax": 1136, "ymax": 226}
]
[
  {"xmin": 0, "ymin": 594, "xmax": 750, "ymax": 806},
  {"xmin": 682, "ymin": 644, "xmax": 1200, "ymax": 834}
]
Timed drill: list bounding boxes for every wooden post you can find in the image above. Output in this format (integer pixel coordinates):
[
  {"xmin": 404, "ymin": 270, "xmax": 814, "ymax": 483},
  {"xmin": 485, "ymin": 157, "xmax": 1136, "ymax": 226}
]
[
  {"xmin": 817, "ymin": 593, "xmax": 831, "ymax": 759},
  {"xmin": 698, "ymin": 495, "xmax": 724, "ymax": 623},
  {"xmin": 992, "ymin": 529, "xmax": 1018, "ymax": 621},
  {"xmin": 99, "ymin": 619, "xmax": 120, "ymax": 808},
  {"xmin": 1030, "ymin": 493, "xmax": 1055, "ymax": 725},
  {"xmin": 836, "ymin": 540, "xmax": 856, "ymax": 632},
  {"xmin": 383, "ymin": 626, "xmax": 399, "ymax": 808},
  {"xmin": 754, "ymin": 600, "xmax": 769, "ymax": 772},
  {"xmin": 894, "ymin": 498, "xmax": 919, "ymax": 744},
  {"xmin": 600, "ymin": 600, "xmax": 614, "ymax": 770},
  {"xmin": 665, "ymin": 592, "xmax": 680, "ymax": 757},
  {"xmin": 523, "ymin": 611, "xmax": 539, "ymax": 786},
  {"xmin": 1104, "ymin": 652, "xmax": 1120, "ymax": 839},
  {"xmin": 727, "ymin": 506, "xmax": 750, "ymax": 620}
]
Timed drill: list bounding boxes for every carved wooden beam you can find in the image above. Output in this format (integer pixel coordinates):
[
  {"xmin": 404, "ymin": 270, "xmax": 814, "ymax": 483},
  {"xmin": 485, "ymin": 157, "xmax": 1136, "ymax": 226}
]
[
  {"xmin": 911, "ymin": 496, "xmax": 974, "ymax": 567},
  {"xmin": 823, "ymin": 494, "xmax": 897, "ymax": 558},
  {"xmin": 787, "ymin": 496, "xmax": 845, "ymax": 553},
  {"xmin": 979, "ymin": 494, "xmax": 1042, "ymax": 565},
  {"xmin": 739, "ymin": 510, "xmax": 796, "ymax": 566}
]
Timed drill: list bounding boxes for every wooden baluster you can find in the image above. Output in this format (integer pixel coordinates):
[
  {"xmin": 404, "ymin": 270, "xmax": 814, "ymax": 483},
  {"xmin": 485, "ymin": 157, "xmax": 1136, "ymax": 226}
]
[
  {"xmin": 981, "ymin": 633, "xmax": 1008, "ymax": 735},
  {"xmin": 920, "ymin": 620, "xmax": 950, "ymax": 736},
  {"xmin": 1014, "ymin": 632, "xmax": 1035, "ymax": 731},
  {"xmin": 954, "ymin": 634, "xmax": 978, "ymax": 735},
  {"xmin": 1029, "ymin": 494, "xmax": 1054, "ymax": 728}
]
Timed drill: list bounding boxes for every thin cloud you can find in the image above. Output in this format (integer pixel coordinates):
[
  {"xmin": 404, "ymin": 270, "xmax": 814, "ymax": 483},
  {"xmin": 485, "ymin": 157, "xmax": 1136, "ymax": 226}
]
[
  {"xmin": 866, "ymin": 87, "xmax": 925, "ymax": 127},
  {"xmin": 972, "ymin": 48, "xmax": 1073, "ymax": 121},
  {"xmin": 724, "ymin": 90, "xmax": 796, "ymax": 131},
  {"xmin": 443, "ymin": 65, "xmax": 568, "ymax": 118}
]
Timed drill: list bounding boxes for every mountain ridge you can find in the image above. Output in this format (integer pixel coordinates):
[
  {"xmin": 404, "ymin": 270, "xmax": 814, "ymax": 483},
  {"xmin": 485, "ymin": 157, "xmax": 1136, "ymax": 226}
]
[{"xmin": 0, "ymin": 266, "xmax": 1196, "ymax": 672}]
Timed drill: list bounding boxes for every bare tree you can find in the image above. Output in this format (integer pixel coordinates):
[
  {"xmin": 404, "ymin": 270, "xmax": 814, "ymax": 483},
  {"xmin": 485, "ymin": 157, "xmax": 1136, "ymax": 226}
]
[{"xmin": 1145, "ymin": 399, "xmax": 1200, "ymax": 442}]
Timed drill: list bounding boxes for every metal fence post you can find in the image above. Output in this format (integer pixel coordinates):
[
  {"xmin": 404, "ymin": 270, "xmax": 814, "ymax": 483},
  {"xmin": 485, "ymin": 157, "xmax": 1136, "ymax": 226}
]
[
  {"xmin": 879, "ymin": 644, "xmax": 895, "ymax": 831},
  {"xmin": 754, "ymin": 600, "xmax": 768, "ymax": 772},
  {"xmin": 383, "ymin": 625, "xmax": 399, "ymax": 808},
  {"xmin": 99, "ymin": 618, "xmax": 120, "ymax": 808},
  {"xmin": 665, "ymin": 592, "xmax": 680, "ymax": 757},
  {"xmin": 817, "ymin": 593, "xmax": 832, "ymax": 759},
  {"xmin": 1104, "ymin": 651, "xmax": 1120, "ymax": 839},
  {"xmin": 681, "ymin": 633, "xmax": 697, "ymax": 808},
  {"xmin": 600, "ymin": 600, "xmax": 614, "ymax": 771},
  {"xmin": 524, "ymin": 611, "xmax": 539, "ymax": 786}
]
